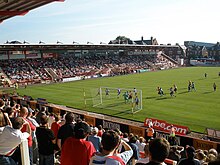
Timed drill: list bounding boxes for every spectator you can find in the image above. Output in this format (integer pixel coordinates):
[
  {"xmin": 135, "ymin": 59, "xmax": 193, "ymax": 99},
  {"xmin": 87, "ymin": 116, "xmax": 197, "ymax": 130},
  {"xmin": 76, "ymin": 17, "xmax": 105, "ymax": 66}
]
[
  {"xmin": 196, "ymin": 151, "xmax": 206, "ymax": 165},
  {"xmin": 178, "ymin": 146, "xmax": 200, "ymax": 165},
  {"xmin": 19, "ymin": 107, "xmax": 36, "ymax": 165},
  {"xmin": 137, "ymin": 137, "xmax": 146, "ymax": 153},
  {"xmin": 127, "ymin": 136, "xmax": 140, "ymax": 165},
  {"xmin": 36, "ymin": 106, "xmax": 46, "ymax": 125},
  {"xmin": 51, "ymin": 114, "xmax": 61, "ymax": 139},
  {"xmin": 97, "ymin": 125, "xmax": 104, "ymax": 137},
  {"xmin": 135, "ymin": 143, "xmax": 150, "ymax": 164},
  {"xmin": 0, "ymin": 99, "xmax": 12, "ymax": 128},
  {"xmin": 208, "ymin": 155, "xmax": 220, "ymax": 165},
  {"xmin": 0, "ymin": 117, "xmax": 30, "ymax": 165},
  {"xmin": 88, "ymin": 127, "xmax": 101, "ymax": 152},
  {"xmin": 168, "ymin": 146, "xmax": 181, "ymax": 162},
  {"xmin": 61, "ymin": 121, "xmax": 95, "ymax": 165},
  {"xmin": 136, "ymin": 137, "xmax": 170, "ymax": 165},
  {"xmin": 90, "ymin": 130, "xmax": 133, "ymax": 165},
  {"xmin": 122, "ymin": 132, "xmax": 129, "ymax": 142},
  {"xmin": 36, "ymin": 115, "xmax": 56, "ymax": 165},
  {"xmin": 57, "ymin": 112, "xmax": 75, "ymax": 150}
]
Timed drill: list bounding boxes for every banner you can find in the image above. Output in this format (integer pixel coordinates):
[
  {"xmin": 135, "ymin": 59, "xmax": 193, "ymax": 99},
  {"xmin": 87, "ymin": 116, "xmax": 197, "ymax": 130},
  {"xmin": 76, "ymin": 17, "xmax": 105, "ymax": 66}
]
[{"xmin": 144, "ymin": 118, "xmax": 189, "ymax": 136}]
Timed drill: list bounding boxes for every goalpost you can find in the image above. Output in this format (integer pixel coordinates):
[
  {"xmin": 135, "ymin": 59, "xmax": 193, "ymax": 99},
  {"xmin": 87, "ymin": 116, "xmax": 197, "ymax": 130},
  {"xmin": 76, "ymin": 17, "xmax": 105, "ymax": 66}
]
[{"xmin": 90, "ymin": 86, "xmax": 142, "ymax": 114}]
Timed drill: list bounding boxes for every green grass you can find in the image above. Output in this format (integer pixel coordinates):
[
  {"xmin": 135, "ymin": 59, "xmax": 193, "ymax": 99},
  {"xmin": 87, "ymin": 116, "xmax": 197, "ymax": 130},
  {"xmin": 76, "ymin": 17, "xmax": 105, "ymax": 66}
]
[{"xmin": 14, "ymin": 67, "xmax": 220, "ymax": 133}]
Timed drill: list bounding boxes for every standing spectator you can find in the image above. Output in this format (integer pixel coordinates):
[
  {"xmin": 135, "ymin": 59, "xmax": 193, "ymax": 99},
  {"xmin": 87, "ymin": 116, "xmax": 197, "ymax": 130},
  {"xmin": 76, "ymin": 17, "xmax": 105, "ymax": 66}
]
[
  {"xmin": 0, "ymin": 117, "xmax": 30, "ymax": 165},
  {"xmin": 136, "ymin": 137, "xmax": 170, "ymax": 165},
  {"xmin": 90, "ymin": 130, "xmax": 133, "ymax": 165},
  {"xmin": 51, "ymin": 114, "xmax": 61, "ymax": 139},
  {"xmin": 36, "ymin": 106, "xmax": 46, "ymax": 125},
  {"xmin": 61, "ymin": 121, "xmax": 95, "ymax": 165},
  {"xmin": 168, "ymin": 125, "xmax": 176, "ymax": 146},
  {"xmin": 0, "ymin": 99, "xmax": 12, "ymax": 128},
  {"xmin": 48, "ymin": 113, "xmax": 55, "ymax": 129},
  {"xmin": 19, "ymin": 107, "xmax": 36, "ymax": 165},
  {"xmin": 36, "ymin": 115, "xmax": 56, "ymax": 165},
  {"xmin": 168, "ymin": 146, "xmax": 181, "ymax": 162},
  {"xmin": 88, "ymin": 127, "xmax": 101, "ymax": 152},
  {"xmin": 135, "ymin": 144, "xmax": 150, "ymax": 164},
  {"xmin": 137, "ymin": 137, "xmax": 146, "ymax": 153},
  {"xmin": 122, "ymin": 132, "xmax": 129, "ymax": 142},
  {"xmin": 27, "ymin": 108, "xmax": 39, "ymax": 165},
  {"xmin": 127, "ymin": 136, "xmax": 140, "ymax": 165},
  {"xmin": 97, "ymin": 125, "xmax": 104, "ymax": 137},
  {"xmin": 178, "ymin": 146, "xmax": 200, "ymax": 165},
  {"xmin": 146, "ymin": 124, "xmax": 154, "ymax": 142},
  {"xmin": 57, "ymin": 112, "xmax": 75, "ymax": 149}
]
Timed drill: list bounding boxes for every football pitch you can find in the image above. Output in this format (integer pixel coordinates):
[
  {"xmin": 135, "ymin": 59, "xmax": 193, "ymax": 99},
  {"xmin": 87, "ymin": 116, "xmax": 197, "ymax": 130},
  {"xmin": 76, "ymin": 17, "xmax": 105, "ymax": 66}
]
[{"xmin": 15, "ymin": 67, "xmax": 220, "ymax": 133}]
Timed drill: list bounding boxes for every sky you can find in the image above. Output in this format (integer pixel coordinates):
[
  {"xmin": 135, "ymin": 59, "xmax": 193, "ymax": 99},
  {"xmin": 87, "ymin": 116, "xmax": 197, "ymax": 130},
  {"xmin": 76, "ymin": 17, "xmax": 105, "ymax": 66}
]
[{"xmin": 0, "ymin": 0, "xmax": 220, "ymax": 45}]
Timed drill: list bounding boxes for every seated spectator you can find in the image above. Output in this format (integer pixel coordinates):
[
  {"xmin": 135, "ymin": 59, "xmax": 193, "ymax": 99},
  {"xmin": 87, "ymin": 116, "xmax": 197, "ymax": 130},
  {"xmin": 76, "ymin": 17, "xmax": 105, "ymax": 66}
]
[
  {"xmin": 0, "ymin": 117, "xmax": 30, "ymax": 165},
  {"xmin": 61, "ymin": 121, "xmax": 95, "ymax": 165},
  {"xmin": 136, "ymin": 137, "xmax": 170, "ymax": 165},
  {"xmin": 178, "ymin": 146, "xmax": 200, "ymax": 165},
  {"xmin": 90, "ymin": 130, "xmax": 133, "ymax": 165}
]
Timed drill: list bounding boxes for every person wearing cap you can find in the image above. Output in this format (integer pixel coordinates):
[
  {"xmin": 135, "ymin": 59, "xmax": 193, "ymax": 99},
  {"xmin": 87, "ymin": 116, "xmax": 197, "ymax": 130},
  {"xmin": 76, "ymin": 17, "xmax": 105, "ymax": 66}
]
[
  {"xmin": 178, "ymin": 146, "xmax": 200, "ymax": 165},
  {"xmin": 0, "ymin": 117, "xmax": 30, "ymax": 165},
  {"xmin": 61, "ymin": 121, "xmax": 96, "ymax": 165},
  {"xmin": 88, "ymin": 127, "xmax": 101, "ymax": 152}
]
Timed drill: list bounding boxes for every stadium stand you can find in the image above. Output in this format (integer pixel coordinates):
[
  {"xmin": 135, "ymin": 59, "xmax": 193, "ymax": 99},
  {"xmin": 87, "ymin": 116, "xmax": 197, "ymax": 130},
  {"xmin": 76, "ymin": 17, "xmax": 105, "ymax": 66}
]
[{"xmin": 0, "ymin": 51, "xmax": 178, "ymax": 87}]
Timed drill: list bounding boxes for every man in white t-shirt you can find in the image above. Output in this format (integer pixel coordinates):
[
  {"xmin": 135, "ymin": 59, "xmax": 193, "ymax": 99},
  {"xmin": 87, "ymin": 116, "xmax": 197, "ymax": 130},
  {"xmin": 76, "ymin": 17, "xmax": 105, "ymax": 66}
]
[{"xmin": 0, "ymin": 117, "xmax": 30, "ymax": 165}]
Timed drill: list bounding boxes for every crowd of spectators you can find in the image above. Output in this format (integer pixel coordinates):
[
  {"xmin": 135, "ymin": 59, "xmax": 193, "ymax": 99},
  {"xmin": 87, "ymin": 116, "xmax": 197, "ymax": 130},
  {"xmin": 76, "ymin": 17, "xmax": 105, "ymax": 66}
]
[
  {"xmin": 0, "ymin": 98, "xmax": 220, "ymax": 165},
  {"xmin": 0, "ymin": 52, "xmax": 178, "ymax": 86},
  {"xmin": 0, "ymin": 60, "xmax": 41, "ymax": 84}
]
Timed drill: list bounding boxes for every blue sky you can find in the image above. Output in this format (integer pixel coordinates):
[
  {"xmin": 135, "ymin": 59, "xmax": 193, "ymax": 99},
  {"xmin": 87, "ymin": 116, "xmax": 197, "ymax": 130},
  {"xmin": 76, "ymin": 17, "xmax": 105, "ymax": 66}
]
[{"xmin": 0, "ymin": 0, "xmax": 219, "ymax": 45}]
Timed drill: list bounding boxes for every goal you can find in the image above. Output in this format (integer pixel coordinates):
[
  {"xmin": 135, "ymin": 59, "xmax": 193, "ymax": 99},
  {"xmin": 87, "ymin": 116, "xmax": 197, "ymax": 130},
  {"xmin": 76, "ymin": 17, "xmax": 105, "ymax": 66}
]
[{"xmin": 90, "ymin": 87, "xmax": 142, "ymax": 114}]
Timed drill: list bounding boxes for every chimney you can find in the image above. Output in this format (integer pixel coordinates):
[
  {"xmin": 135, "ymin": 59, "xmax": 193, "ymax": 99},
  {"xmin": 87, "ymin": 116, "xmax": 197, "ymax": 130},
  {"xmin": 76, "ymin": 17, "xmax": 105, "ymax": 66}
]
[
  {"xmin": 141, "ymin": 36, "xmax": 144, "ymax": 41},
  {"xmin": 151, "ymin": 36, "xmax": 153, "ymax": 44}
]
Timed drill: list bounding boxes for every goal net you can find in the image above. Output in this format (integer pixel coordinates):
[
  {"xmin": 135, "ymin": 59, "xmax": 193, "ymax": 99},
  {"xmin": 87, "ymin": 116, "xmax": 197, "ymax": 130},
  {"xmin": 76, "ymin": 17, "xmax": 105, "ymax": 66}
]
[{"xmin": 90, "ymin": 87, "xmax": 142, "ymax": 114}]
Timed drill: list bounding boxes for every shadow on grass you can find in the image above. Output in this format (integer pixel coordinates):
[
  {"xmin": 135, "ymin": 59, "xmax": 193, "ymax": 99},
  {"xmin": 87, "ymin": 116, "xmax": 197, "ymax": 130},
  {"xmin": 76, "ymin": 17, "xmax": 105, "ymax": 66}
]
[
  {"xmin": 178, "ymin": 91, "xmax": 189, "ymax": 94},
  {"xmin": 156, "ymin": 97, "xmax": 171, "ymax": 100},
  {"xmin": 145, "ymin": 96, "xmax": 159, "ymax": 99},
  {"xmin": 203, "ymin": 91, "xmax": 214, "ymax": 94},
  {"xmin": 113, "ymin": 109, "xmax": 132, "ymax": 115}
]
